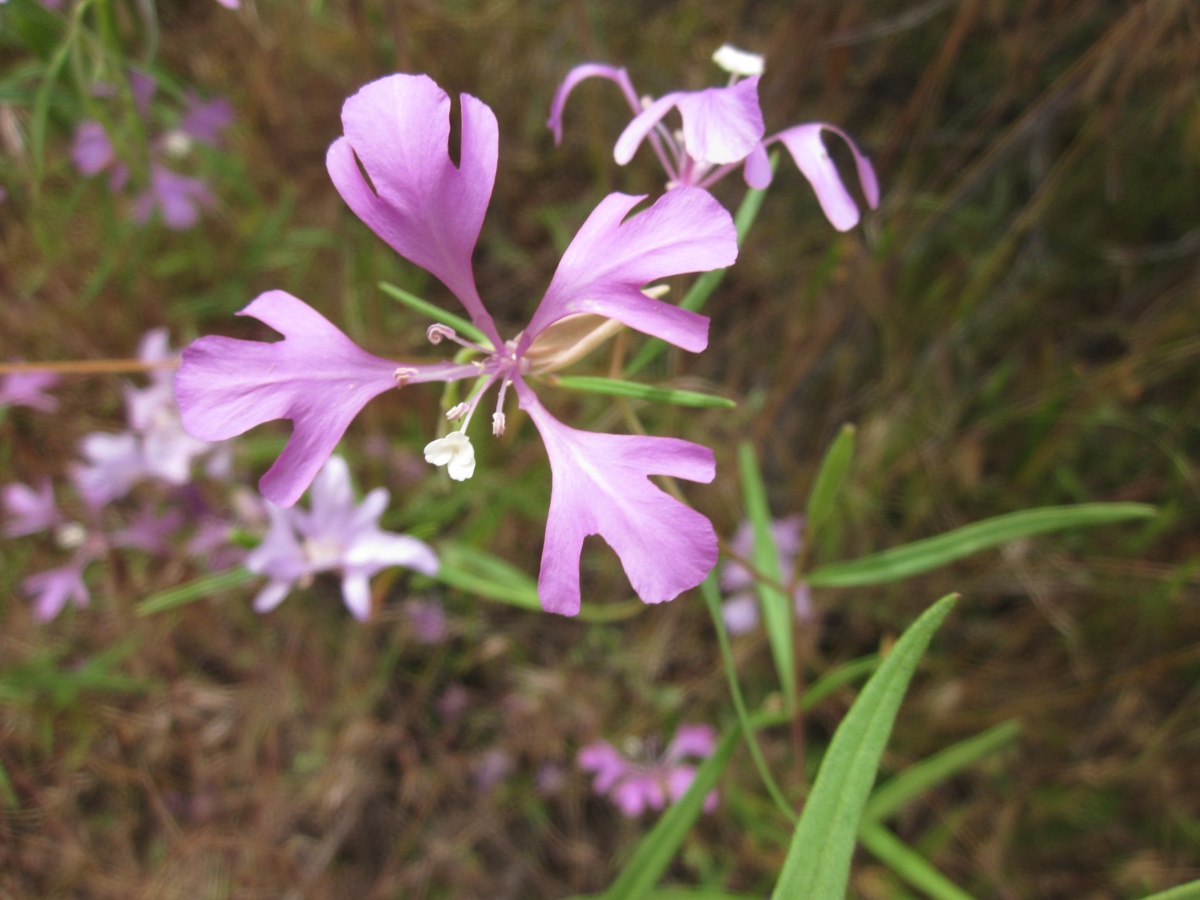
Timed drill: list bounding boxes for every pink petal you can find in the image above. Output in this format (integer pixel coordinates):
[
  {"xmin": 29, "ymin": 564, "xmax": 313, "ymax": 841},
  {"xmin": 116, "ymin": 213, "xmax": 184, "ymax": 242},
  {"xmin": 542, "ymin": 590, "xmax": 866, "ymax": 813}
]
[
  {"xmin": 523, "ymin": 188, "xmax": 736, "ymax": 354},
  {"xmin": 519, "ymin": 385, "xmax": 717, "ymax": 616},
  {"xmin": 175, "ymin": 291, "xmax": 418, "ymax": 507},
  {"xmin": 2, "ymin": 480, "xmax": 59, "ymax": 537},
  {"xmin": 613, "ymin": 91, "xmax": 684, "ymax": 166},
  {"xmin": 547, "ymin": 63, "xmax": 642, "ymax": 144},
  {"xmin": 664, "ymin": 723, "xmax": 717, "ymax": 761},
  {"xmin": 72, "ymin": 121, "xmax": 115, "ymax": 177},
  {"xmin": 743, "ymin": 141, "xmax": 773, "ymax": 189},
  {"xmin": 326, "ymin": 74, "xmax": 501, "ymax": 345},
  {"xmin": 578, "ymin": 741, "xmax": 628, "ymax": 793},
  {"xmin": 770, "ymin": 123, "xmax": 879, "ymax": 231},
  {"xmin": 612, "ymin": 775, "xmax": 664, "ymax": 816},
  {"xmin": 673, "ymin": 77, "xmax": 764, "ymax": 165},
  {"xmin": 25, "ymin": 564, "xmax": 89, "ymax": 621}
]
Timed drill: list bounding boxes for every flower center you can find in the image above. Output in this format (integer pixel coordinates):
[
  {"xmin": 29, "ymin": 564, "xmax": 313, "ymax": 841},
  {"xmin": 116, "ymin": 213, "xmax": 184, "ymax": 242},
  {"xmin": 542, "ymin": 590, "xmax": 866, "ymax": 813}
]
[{"xmin": 303, "ymin": 535, "xmax": 344, "ymax": 570}]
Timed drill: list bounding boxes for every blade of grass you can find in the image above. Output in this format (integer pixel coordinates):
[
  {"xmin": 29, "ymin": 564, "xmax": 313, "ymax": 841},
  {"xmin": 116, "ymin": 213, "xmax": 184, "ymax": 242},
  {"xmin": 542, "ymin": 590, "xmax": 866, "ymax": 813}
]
[
  {"xmin": 807, "ymin": 504, "xmax": 1155, "ymax": 588},
  {"xmin": 701, "ymin": 574, "xmax": 797, "ymax": 823},
  {"xmin": 857, "ymin": 820, "xmax": 976, "ymax": 900},
  {"xmin": 805, "ymin": 424, "xmax": 856, "ymax": 537},
  {"xmin": 1141, "ymin": 882, "xmax": 1200, "ymax": 900},
  {"xmin": 802, "ymin": 653, "xmax": 880, "ymax": 709},
  {"xmin": 770, "ymin": 594, "xmax": 957, "ymax": 900},
  {"xmin": 378, "ymin": 281, "xmax": 489, "ymax": 346},
  {"xmin": 551, "ymin": 375, "xmax": 735, "ymax": 409},
  {"xmin": 864, "ymin": 719, "xmax": 1021, "ymax": 823},
  {"xmin": 738, "ymin": 441, "xmax": 795, "ymax": 712},
  {"xmin": 137, "ymin": 568, "xmax": 256, "ymax": 615}
]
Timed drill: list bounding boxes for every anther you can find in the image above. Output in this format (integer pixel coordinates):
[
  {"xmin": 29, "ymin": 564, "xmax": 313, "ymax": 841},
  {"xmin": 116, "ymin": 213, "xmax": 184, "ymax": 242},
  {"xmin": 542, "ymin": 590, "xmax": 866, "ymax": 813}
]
[
  {"xmin": 393, "ymin": 367, "xmax": 418, "ymax": 385},
  {"xmin": 427, "ymin": 324, "xmax": 456, "ymax": 344},
  {"xmin": 446, "ymin": 402, "xmax": 470, "ymax": 421},
  {"xmin": 492, "ymin": 412, "xmax": 506, "ymax": 436}
]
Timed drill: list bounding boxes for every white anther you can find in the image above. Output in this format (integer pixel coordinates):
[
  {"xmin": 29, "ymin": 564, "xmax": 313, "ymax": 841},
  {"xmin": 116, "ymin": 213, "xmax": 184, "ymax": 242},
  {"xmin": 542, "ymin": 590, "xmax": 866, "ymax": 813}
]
[
  {"xmin": 640, "ymin": 94, "xmax": 655, "ymax": 110},
  {"xmin": 162, "ymin": 130, "xmax": 193, "ymax": 159},
  {"xmin": 712, "ymin": 44, "xmax": 764, "ymax": 77},
  {"xmin": 427, "ymin": 324, "xmax": 456, "ymax": 344},
  {"xmin": 423, "ymin": 430, "xmax": 476, "ymax": 481},
  {"xmin": 446, "ymin": 402, "xmax": 470, "ymax": 421},
  {"xmin": 393, "ymin": 367, "xmax": 418, "ymax": 384},
  {"xmin": 492, "ymin": 412, "xmax": 506, "ymax": 436},
  {"xmin": 55, "ymin": 522, "xmax": 86, "ymax": 550}
]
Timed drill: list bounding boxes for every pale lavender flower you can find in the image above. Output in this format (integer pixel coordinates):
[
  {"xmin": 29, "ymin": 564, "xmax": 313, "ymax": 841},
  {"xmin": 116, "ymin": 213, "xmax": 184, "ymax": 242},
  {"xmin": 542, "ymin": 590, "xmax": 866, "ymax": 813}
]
[
  {"xmin": 578, "ymin": 723, "xmax": 718, "ymax": 817},
  {"xmin": 473, "ymin": 748, "xmax": 513, "ymax": 794},
  {"xmin": 244, "ymin": 455, "xmax": 438, "ymax": 621},
  {"xmin": 25, "ymin": 563, "xmax": 90, "ymax": 621},
  {"xmin": 405, "ymin": 598, "xmax": 448, "ymax": 643},
  {"xmin": 176, "ymin": 73, "xmax": 737, "ymax": 616},
  {"xmin": 130, "ymin": 165, "xmax": 215, "ymax": 230},
  {"xmin": 719, "ymin": 514, "xmax": 813, "ymax": 635},
  {"xmin": 548, "ymin": 45, "xmax": 879, "ymax": 230},
  {"xmin": 2, "ymin": 480, "xmax": 60, "ymax": 537},
  {"xmin": 0, "ymin": 370, "xmax": 60, "ymax": 412},
  {"xmin": 177, "ymin": 93, "xmax": 235, "ymax": 147}
]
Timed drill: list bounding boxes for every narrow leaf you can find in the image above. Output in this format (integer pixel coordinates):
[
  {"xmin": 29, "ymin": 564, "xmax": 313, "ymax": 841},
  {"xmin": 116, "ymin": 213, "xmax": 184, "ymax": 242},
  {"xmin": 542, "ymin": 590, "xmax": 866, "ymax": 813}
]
[
  {"xmin": 1141, "ymin": 882, "xmax": 1200, "ymax": 900},
  {"xmin": 857, "ymin": 821, "xmax": 976, "ymax": 900},
  {"xmin": 864, "ymin": 719, "xmax": 1021, "ymax": 822},
  {"xmin": 771, "ymin": 594, "xmax": 957, "ymax": 900},
  {"xmin": 805, "ymin": 423, "xmax": 855, "ymax": 535},
  {"xmin": 802, "ymin": 654, "xmax": 879, "ymax": 710},
  {"xmin": 378, "ymin": 281, "xmax": 490, "ymax": 347},
  {"xmin": 807, "ymin": 504, "xmax": 1156, "ymax": 588},
  {"xmin": 553, "ymin": 375, "xmax": 734, "ymax": 409},
  {"xmin": 137, "ymin": 568, "xmax": 256, "ymax": 615},
  {"xmin": 738, "ymin": 441, "xmax": 795, "ymax": 712}
]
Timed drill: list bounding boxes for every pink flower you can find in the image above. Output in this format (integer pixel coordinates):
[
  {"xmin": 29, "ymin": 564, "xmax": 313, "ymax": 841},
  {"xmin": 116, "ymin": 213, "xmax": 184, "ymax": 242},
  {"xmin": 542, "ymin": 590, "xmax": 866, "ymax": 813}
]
[
  {"xmin": 719, "ymin": 514, "xmax": 813, "ymax": 635},
  {"xmin": 578, "ymin": 723, "xmax": 719, "ymax": 817},
  {"xmin": 0, "ymin": 370, "xmax": 60, "ymax": 412},
  {"xmin": 245, "ymin": 455, "xmax": 438, "ymax": 621},
  {"xmin": 2, "ymin": 480, "xmax": 61, "ymax": 537},
  {"xmin": 176, "ymin": 73, "xmax": 736, "ymax": 615},
  {"xmin": 548, "ymin": 45, "xmax": 880, "ymax": 231}
]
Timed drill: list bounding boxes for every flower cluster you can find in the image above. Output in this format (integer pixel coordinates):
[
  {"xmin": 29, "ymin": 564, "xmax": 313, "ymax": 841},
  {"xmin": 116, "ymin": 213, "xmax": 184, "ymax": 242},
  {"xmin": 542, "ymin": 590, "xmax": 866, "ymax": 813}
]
[
  {"xmin": 71, "ymin": 72, "xmax": 233, "ymax": 229},
  {"xmin": 578, "ymin": 723, "xmax": 718, "ymax": 816},
  {"xmin": 548, "ymin": 44, "xmax": 879, "ymax": 231}
]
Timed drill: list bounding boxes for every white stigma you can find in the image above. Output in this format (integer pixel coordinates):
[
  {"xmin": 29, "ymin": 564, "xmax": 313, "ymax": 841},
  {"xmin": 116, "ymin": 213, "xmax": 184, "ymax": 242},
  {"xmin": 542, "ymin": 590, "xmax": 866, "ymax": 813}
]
[
  {"xmin": 712, "ymin": 44, "xmax": 764, "ymax": 77},
  {"xmin": 424, "ymin": 430, "xmax": 476, "ymax": 481},
  {"xmin": 162, "ymin": 130, "xmax": 193, "ymax": 159},
  {"xmin": 303, "ymin": 536, "xmax": 343, "ymax": 570},
  {"xmin": 427, "ymin": 323, "xmax": 455, "ymax": 344},
  {"xmin": 55, "ymin": 522, "xmax": 87, "ymax": 550}
]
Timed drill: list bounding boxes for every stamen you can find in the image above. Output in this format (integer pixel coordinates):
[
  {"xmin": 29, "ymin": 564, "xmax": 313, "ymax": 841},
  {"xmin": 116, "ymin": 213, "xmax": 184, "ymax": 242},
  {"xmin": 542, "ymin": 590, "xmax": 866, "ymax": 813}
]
[
  {"xmin": 446, "ymin": 401, "xmax": 470, "ymax": 421},
  {"xmin": 492, "ymin": 412, "xmax": 506, "ymax": 436},
  {"xmin": 426, "ymin": 324, "xmax": 456, "ymax": 344},
  {"xmin": 393, "ymin": 367, "xmax": 418, "ymax": 385}
]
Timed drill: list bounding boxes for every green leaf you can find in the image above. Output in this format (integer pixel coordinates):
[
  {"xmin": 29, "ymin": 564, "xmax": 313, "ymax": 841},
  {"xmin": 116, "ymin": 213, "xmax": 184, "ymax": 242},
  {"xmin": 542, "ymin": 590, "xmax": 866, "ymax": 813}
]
[
  {"xmin": 857, "ymin": 821, "xmax": 975, "ymax": 900},
  {"xmin": 552, "ymin": 375, "xmax": 734, "ymax": 409},
  {"xmin": 378, "ymin": 281, "xmax": 490, "ymax": 347},
  {"xmin": 1141, "ymin": 882, "xmax": 1200, "ymax": 900},
  {"xmin": 805, "ymin": 424, "xmax": 855, "ymax": 536},
  {"xmin": 624, "ymin": 172, "xmax": 771, "ymax": 376},
  {"xmin": 738, "ymin": 442, "xmax": 795, "ymax": 712},
  {"xmin": 771, "ymin": 594, "xmax": 957, "ymax": 900},
  {"xmin": 807, "ymin": 504, "xmax": 1156, "ymax": 588},
  {"xmin": 601, "ymin": 710, "xmax": 791, "ymax": 900},
  {"xmin": 864, "ymin": 719, "xmax": 1021, "ymax": 822},
  {"xmin": 701, "ymin": 574, "xmax": 796, "ymax": 823},
  {"xmin": 802, "ymin": 654, "xmax": 880, "ymax": 709},
  {"xmin": 137, "ymin": 568, "xmax": 256, "ymax": 615},
  {"xmin": 430, "ymin": 543, "xmax": 642, "ymax": 622}
]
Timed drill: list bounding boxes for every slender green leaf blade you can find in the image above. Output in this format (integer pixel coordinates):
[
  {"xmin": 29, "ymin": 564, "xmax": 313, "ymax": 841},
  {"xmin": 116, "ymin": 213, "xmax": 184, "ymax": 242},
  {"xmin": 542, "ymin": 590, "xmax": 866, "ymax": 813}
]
[
  {"xmin": 553, "ymin": 375, "xmax": 734, "ymax": 408},
  {"xmin": 802, "ymin": 654, "xmax": 879, "ymax": 710},
  {"xmin": 864, "ymin": 719, "xmax": 1020, "ymax": 822},
  {"xmin": 738, "ymin": 442, "xmax": 795, "ymax": 711},
  {"xmin": 771, "ymin": 594, "xmax": 957, "ymax": 900},
  {"xmin": 378, "ymin": 281, "xmax": 489, "ymax": 346},
  {"xmin": 857, "ymin": 821, "xmax": 975, "ymax": 900},
  {"xmin": 805, "ymin": 424, "xmax": 855, "ymax": 535},
  {"xmin": 807, "ymin": 504, "xmax": 1156, "ymax": 588},
  {"xmin": 1141, "ymin": 882, "xmax": 1200, "ymax": 900},
  {"xmin": 137, "ymin": 568, "xmax": 256, "ymax": 615}
]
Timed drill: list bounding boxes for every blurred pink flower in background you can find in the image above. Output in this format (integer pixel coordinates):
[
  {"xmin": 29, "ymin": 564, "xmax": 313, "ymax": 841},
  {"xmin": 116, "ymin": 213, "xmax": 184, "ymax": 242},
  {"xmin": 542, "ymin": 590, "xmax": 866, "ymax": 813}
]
[
  {"xmin": 0, "ymin": 370, "xmax": 60, "ymax": 412},
  {"xmin": 578, "ymin": 723, "xmax": 719, "ymax": 817},
  {"xmin": 719, "ymin": 513, "xmax": 813, "ymax": 635},
  {"xmin": 548, "ymin": 44, "xmax": 880, "ymax": 230},
  {"xmin": 244, "ymin": 455, "xmax": 438, "ymax": 621}
]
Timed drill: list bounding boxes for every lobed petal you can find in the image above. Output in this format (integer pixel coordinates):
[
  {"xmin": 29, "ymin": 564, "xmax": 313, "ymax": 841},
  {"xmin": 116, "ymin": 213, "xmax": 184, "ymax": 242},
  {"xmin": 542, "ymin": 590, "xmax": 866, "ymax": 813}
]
[
  {"xmin": 524, "ymin": 189, "xmax": 736, "ymax": 354},
  {"xmin": 326, "ymin": 74, "xmax": 501, "ymax": 344},
  {"xmin": 613, "ymin": 91, "xmax": 684, "ymax": 166},
  {"xmin": 673, "ymin": 77, "xmax": 764, "ymax": 165},
  {"xmin": 2, "ymin": 480, "xmax": 59, "ymax": 537},
  {"xmin": 175, "ymin": 290, "xmax": 421, "ymax": 507},
  {"xmin": 547, "ymin": 63, "xmax": 642, "ymax": 144},
  {"xmin": 519, "ymin": 385, "xmax": 717, "ymax": 616},
  {"xmin": 771, "ymin": 123, "xmax": 880, "ymax": 231}
]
